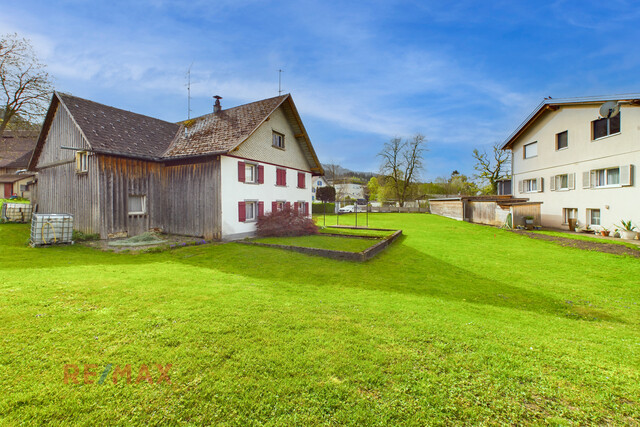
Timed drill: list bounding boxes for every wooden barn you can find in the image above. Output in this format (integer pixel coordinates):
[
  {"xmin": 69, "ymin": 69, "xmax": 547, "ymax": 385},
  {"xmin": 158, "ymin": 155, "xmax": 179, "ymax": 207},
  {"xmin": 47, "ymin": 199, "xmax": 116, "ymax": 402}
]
[{"xmin": 28, "ymin": 92, "xmax": 323, "ymax": 240}]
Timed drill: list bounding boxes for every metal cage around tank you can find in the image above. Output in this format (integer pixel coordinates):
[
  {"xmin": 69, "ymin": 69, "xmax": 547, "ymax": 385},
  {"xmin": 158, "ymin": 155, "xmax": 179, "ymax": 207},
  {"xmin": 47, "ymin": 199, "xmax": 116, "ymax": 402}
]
[{"xmin": 30, "ymin": 213, "xmax": 74, "ymax": 246}]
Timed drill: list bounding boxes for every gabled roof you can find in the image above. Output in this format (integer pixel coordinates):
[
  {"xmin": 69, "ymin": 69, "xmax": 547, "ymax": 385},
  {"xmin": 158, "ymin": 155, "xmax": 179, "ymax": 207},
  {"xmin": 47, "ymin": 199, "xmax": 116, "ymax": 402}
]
[
  {"xmin": 501, "ymin": 94, "xmax": 640, "ymax": 150},
  {"xmin": 0, "ymin": 130, "xmax": 38, "ymax": 168},
  {"xmin": 58, "ymin": 93, "xmax": 180, "ymax": 158},
  {"xmin": 29, "ymin": 92, "xmax": 324, "ymax": 175}
]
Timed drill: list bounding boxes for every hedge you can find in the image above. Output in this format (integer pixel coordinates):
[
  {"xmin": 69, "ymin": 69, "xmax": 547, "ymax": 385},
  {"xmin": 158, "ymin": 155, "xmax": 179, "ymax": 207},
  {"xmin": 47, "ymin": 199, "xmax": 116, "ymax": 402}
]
[{"xmin": 312, "ymin": 203, "xmax": 335, "ymax": 214}]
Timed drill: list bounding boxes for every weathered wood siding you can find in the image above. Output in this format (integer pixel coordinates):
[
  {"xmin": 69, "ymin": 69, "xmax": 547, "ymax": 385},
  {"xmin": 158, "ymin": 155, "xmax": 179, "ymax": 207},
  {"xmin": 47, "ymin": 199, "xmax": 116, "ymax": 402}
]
[
  {"xmin": 465, "ymin": 201, "xmax": 510, "ymax": 227},
  {"xmin": 511, "ymin": 203, "xmax": 542, "ymax": 227},
  {"xmin": 429, "ymin": 199, "xmax": 464, "ymax": 220},
  {"xmin": 98, "ymin": 155, "xmax": 221, "ymax": 239},
  {"xmin": 34, "ymin": 103, "xmax": 100, "ymax": 234}
]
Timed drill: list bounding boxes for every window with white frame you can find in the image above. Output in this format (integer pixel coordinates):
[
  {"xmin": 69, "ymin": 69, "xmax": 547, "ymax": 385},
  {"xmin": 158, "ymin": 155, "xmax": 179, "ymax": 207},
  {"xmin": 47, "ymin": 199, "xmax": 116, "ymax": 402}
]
[
  {"xmin": 588, "ymin": 209, "xmax": 601, "ymax": 226},
  {"xmin": 524, "ymin": 142, "xmax": 537, "ymax": 159},
  {"xmin": 245, "ymin": 163, "xmax": 257, "ymax": 183},
  {"xmin": 272, "ymin": 131, "xmax": 285, "ymax": 149},
  {"xmin": 555, "ymin": 174, "xmax": 568, "ymax": 190},
  {"xmin": 524, "ymin": 178, "xmax": 538, "ymax": 192},
  {"xmin": 592, "ymin": 114, "xmax": 621, "ymax": 140},
  {"xmin": 128, "ymin": 195, "xmax": 146, "ymax": 215},
  {"xmin": 298, "ymin": 201, "xmax": 307, "ymax": 215},
  {"xmin": 245, "ymin": 201, "xmax": 257, "ymax": 221},
  {"xmin": 76, "ymin": 151, "xmax": 88, "ymax": 173},
  {"xmin": 563, "ymin": 208, "xmax": 577, "ymax": 224},
  {"xmin": 594, "ymin": 167, "xmax": 620, "ymax": 187},
  {"xmin": 556, "ymin": 131, "xmax": 568, "ymax": 150}
]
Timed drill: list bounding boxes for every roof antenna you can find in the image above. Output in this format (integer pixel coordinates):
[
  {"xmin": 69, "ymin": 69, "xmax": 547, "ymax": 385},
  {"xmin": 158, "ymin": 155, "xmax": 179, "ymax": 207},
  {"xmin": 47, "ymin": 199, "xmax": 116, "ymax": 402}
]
[
  {"xmin": 278, "ymin": 69, "xmax": 283, "ymax": 95},
  {"xmin": 185, "ymin": 62, "xmax": 194, "ymax": 119}
]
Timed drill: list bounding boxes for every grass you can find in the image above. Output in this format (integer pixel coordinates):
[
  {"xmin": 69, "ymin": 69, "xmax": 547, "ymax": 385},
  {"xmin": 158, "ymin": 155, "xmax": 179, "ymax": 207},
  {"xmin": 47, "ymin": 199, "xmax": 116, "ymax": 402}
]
[
  {"xmin": 318, "ymin": 226, "xmax": 395, "ymax": 238},
  {"xmin": 0, "ymin": 197, "xmax": 29, "ymax": 211},
  {"xmin": 1, "ymin": 213, "xmax": 639, "ymax": 425},
  {"xmin": 251, "ymin": 234, "xmax": 379, "ymax": 252},
  {"xmin": 533, "ymin": 229, "xmax": 640, "ymax": 251}
]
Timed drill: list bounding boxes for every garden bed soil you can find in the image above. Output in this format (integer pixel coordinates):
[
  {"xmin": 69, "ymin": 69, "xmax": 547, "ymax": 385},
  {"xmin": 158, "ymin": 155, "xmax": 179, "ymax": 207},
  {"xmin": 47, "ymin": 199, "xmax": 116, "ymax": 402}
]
[
  {"xmin": 514, "ymin": 230, "xmax": 640, "ymax": 258},
  {"xmin": 80, "ymin": 233, "xmax": 213, "ymax": 252}
]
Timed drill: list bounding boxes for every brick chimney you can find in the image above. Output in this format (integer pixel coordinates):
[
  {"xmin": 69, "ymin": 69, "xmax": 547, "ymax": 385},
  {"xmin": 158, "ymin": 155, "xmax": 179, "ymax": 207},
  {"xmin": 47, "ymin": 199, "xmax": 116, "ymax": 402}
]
[{"xmin": 213, "ymin": 95, "xmax": 222, "ymax": 113}]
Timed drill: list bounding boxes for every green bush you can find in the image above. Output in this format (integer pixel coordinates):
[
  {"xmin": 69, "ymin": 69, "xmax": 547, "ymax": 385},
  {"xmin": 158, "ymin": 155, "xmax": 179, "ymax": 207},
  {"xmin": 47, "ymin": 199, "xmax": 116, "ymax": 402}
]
[
  {"xmin": 312, "ymin": 203, "xmax": 335, "ymax": 214},
  {"xmin": 72, "ymin": 230, "xmax": 100, "ymax": 242}
]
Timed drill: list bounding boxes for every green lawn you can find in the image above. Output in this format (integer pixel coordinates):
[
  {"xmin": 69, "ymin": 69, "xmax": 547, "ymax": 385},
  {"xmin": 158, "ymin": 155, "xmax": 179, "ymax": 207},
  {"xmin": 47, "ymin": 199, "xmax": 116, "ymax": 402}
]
[
  {"xmin": 251, "ymin": 234, "xmax": 379, "ymax": 252},
  {"xmin": 318, "ymin": 226, "xmax": 395, "ymax": 238},
  {"xmin": 1, "ymin": 214, "xmax": 639, "ymax": 425}
]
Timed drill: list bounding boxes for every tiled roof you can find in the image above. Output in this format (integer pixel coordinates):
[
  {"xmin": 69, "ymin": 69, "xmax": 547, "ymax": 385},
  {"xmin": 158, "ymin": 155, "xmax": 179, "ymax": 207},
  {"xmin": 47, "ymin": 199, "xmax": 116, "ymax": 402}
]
[
  {"xmin": 0, "ymin": 173, "xmax": 35, "ymax": 183},
  {"xmin": 163, "ymin": 95, "xmax": 289, "ymax": 158},
  {"xmin": 0, "ymin": 130, "xmax": 38, "ymax": 168},
  {"xmin": 58, "ymin": 93, "xmax": 180, "ymax": 159}
]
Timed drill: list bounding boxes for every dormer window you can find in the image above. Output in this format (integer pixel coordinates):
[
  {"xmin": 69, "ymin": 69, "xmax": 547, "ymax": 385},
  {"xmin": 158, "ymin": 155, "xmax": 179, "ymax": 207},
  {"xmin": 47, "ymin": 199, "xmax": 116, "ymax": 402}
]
[
  {"xmin": 272, "ymin": 131, "xmax": 285, "ymax": 149},
  {"xmin": 76, "ymin": 151, "xmax": 88, "ymax": 173}
]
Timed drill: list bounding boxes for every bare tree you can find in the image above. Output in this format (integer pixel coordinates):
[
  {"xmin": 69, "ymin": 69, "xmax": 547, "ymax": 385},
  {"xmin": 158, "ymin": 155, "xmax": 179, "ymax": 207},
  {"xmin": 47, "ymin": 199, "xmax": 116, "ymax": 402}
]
[
  {"xmin": 0, "ymin": 33, "xmax": 52, "ymax": 138},
  {"xmin": 472, "ymin": 142, "xmax": 511, "ymax": 194},
  {"xmin": 378, "ymin": 133, "xmax": 427, "ymax": 206}
]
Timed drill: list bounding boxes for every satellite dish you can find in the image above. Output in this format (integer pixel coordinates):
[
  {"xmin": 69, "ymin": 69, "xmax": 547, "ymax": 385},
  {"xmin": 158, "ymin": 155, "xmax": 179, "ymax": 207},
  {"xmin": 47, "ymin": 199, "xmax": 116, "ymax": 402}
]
[{"xmin": 600, "ymin": 101, "xmax": 620, "ymax": 118}]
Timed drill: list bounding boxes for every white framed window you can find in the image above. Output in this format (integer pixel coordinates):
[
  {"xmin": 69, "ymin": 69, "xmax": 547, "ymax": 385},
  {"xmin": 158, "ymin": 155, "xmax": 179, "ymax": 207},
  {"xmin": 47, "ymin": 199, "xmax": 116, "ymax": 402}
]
[
  {"xmin": 588, "ymin": 209, "xmax": 601, "ymax": 226},
  {"xmin": 298, "ymin": 201, "xmax": 307, "ymax": 215},
  {"xmin": 245, "ymin": 201, "xmax": 257, "ymax": 222},
  {"xmin": 128, "ymin": 195, "xmax": 147, "ymax": 215},
  {"xmin": 276, "ymin": 201, "xmax": 285, "ymax": 211},
  {"xmin": 563, "ymin": 208, "xmax": 577, "ymax": 224},
  {"xmin": 245, "ymin": 163, "xmax": 256, "ymax": 183},
  {"xmin": 524, "ymin": 142, "xmax": 537, "ymax": 159},
  {"xmin": 556, "ymin": 131, "xmax": 568, "ymax": 150},
  {"xmin": 272, "ymin": 131, "xmax": 285, "ymax": 149},
  {"xmin": 76, "ymin": 151, "xmax": 88, "ymax": 173},
  {"xmin": 594, "ymin": 167, "xmax": 620, "ymax": 187},
  {"xmin": 592, "ymin": 114, "xmax": 621, "ymax": 140},
  {"xmin": 520, "ymin": 178, "xmax": 542, "ymax": 193},
  {"xmin": 551, "ymin": 173, "xmax": 575, "ymax": 191}
]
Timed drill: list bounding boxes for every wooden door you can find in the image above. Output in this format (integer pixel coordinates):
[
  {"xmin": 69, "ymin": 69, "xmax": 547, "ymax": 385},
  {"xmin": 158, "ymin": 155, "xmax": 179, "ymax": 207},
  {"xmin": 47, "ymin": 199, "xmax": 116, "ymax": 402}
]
[{"xmin": 3, "ymin": 183, "xmax": 12, "ymax": 198}]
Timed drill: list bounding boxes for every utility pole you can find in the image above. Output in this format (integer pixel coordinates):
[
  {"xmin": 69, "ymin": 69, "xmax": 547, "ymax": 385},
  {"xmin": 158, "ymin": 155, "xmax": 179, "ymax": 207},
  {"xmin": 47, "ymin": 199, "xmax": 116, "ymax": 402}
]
[
  {"xmin": 278, "ymin": 69, "xmax": 283, "ymax": 95},
  {"xmin": 186, "ymin": 63, "xmax": 193, "ymax": 119}
]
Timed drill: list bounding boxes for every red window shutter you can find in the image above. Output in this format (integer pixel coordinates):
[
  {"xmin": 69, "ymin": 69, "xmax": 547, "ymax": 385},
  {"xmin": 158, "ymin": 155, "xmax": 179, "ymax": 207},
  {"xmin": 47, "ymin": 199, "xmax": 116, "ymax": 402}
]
[
  {"xmin": 258, "ymin": 201, "xmax": 264, "ymax": 217},
  {"xmin": 275, "ymin": 169, "xmax": 281, "ymax": 185},
  {"xmin": 238, "ymin": 161, "xmax": 245, "ymax": 182},
  {"xmin": 294, "ymin": 202, "xmax": 299, "ymax": 213},
  {"xmin": 285, "ymin": 202, "xmax": 291, "ymax": 211},
  {"xmin": 298, "ymin": 172, "xmax": 305, "ymax": 188},
  {"xmin": 272, "ymin": 201, "xmax": 277, "ymax": 212},
  {"xmin": 282, "ymin": 169, "xmax": 287, "ymax": 186},
  {"xmin": 238, "ymin": 201, "xmax": 246, "ymax": 222},
  {"xmin": 258, "ymin": 165, "xmax": 264, "ymax": 184},
  {"xmin": 305, "ymin": 202, "xmax": 309, "ymax": 215}
]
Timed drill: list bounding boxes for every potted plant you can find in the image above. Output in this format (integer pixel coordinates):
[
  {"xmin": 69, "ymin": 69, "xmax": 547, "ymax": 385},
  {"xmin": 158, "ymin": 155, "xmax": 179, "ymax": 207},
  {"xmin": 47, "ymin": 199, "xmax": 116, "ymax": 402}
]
[
  {"xmin": 615, "ymin": 220, "xmax": 637, "ymax": 240},
  {"xmin": 524, "ymin": 216, "xmax": 534, "ymax": 229},
  {"xmin": 600, "ymin": 227, "xmax": 610, "ymax": 237},
  {"xmin": 581, "ymin": 224, "xmax": 595, "ymax": 234}
]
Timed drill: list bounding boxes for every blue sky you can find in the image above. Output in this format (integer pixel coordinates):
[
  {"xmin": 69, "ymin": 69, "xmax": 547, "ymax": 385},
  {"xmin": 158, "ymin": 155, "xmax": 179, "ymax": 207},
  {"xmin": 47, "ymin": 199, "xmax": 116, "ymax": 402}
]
[{"xmin": 3, "ymin": 0, "xmax": 640, "ymax": 180}]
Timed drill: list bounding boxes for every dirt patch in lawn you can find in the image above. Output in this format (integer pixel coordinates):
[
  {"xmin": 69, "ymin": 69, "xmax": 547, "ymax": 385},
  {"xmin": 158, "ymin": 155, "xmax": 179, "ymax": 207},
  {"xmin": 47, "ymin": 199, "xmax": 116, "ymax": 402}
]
[{"xmin": 514, "ymin": 230, "xmax": 640, "ymax": 258}]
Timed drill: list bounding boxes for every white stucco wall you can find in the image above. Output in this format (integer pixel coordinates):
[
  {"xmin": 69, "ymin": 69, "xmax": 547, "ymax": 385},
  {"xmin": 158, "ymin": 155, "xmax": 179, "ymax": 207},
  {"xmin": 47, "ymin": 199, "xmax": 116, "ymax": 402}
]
[
  {"xmin": 511, "ymin": 104, "xmax": 640, "ymax": 230},
  {"xmin": 220, "ymin": 155, "xmax": 312, "ymax": 240}
]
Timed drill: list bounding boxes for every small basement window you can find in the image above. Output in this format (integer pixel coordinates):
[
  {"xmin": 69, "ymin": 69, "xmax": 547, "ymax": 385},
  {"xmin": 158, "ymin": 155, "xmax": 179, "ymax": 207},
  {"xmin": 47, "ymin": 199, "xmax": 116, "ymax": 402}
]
[
  {"xmin": 563, "ymin": 208, "xmax": 577, "ymax": 225},
  {"xmin": 272, "ymin": 131, "xmax": 285, "ymax": 149},
  {"xmin": 76, "ymin": 151, "xmax": 88, "ymax": 173},
  {"xmin": 588, "ymin": 209, "xmax": 601, "ymax": 226},
  {"xmin": 128, "ymin": 195, "xmax": 147, "ymax": 215},
  {"xmin": 593, "ymin": 113, "xmax": 620, "ymax": 140},
  {"xmin": 523, "ymin": 142, "xmax": 537, "ymax": 159}
]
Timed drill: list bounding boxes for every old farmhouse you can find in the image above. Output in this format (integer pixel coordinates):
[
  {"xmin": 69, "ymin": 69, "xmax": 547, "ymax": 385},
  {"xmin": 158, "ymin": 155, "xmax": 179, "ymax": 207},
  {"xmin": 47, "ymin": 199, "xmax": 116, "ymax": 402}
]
[{"xmin": 28, "ymin": 92, "xmax": 324, "ymax": 240}]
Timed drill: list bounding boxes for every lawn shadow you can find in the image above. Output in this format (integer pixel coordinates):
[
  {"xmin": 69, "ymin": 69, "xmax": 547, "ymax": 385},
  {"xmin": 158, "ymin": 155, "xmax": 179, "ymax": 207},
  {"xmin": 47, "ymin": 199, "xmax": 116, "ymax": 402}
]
[{"xmin": 173, "ymin": 234, "xmax": 621, "ymax": 323}]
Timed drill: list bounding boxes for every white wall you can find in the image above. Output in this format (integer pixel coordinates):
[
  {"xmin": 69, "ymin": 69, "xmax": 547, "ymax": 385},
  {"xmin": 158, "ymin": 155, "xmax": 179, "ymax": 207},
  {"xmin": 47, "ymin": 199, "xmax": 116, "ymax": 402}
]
[
  {"xmin": 511, "ymin": 104, "xmax": 639, "ymax": 230},
  {"xmin": 220, "ymin": 155, "xmax": 312, "ymax": 240}
]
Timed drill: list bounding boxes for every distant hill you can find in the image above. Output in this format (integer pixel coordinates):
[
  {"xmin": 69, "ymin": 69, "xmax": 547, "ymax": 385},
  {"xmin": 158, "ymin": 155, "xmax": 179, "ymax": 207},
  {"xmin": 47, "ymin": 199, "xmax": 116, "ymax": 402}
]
[{"xmin": 322, "ymin": 163, "xmax": 376, "ymax": 182}]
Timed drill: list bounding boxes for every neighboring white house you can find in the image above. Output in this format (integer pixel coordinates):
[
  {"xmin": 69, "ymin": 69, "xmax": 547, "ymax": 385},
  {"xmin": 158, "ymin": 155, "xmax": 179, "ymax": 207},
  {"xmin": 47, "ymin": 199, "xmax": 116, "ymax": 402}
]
[
  {"xmin": 501, "ymin": 94, "xmax": 639, "ymax": 230},
  {"xmin": 311, "ymin": 176, "xmax": 329, "ymax": 202},
  {"xmin": 334, "ymin": 181, "xmax": 365, "ymax": 201}
]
